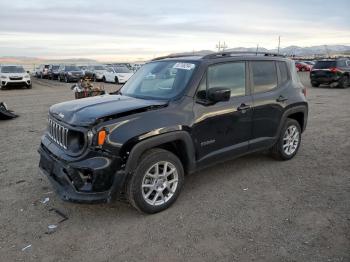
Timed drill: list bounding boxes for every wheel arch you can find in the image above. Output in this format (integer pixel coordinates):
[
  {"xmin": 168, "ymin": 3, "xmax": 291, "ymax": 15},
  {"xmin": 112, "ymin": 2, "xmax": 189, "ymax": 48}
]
[
  {"xmin": 124, "ymin": 131, "xmax": 196, "ymax": 175},
  {"xmin": 279, "ymin": 104, "xmax": 308, "ymax": 134}
]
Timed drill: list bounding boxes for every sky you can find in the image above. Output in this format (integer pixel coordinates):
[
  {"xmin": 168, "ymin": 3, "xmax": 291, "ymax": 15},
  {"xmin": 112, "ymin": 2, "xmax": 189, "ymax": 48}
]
[{"xmin": 0, "ymin": 0, "xmax": 349, "ymax": 61}]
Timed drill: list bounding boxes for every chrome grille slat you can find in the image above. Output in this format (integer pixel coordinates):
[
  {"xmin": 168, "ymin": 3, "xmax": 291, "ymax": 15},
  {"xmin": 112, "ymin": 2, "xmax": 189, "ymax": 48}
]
[{"xmin": 47, "ymin": 118, "xmax": 68, "ymax": 149}]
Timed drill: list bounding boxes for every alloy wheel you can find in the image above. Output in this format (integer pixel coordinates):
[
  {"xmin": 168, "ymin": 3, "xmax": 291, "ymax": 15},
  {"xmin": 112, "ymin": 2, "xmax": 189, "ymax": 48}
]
[
  {"xmin": 141, "ymin": 161, "xmax": 179, "ymax": 206},
  {"xmin": 283, "ymin": 125, "xmax": 300, "ymax": 155}
]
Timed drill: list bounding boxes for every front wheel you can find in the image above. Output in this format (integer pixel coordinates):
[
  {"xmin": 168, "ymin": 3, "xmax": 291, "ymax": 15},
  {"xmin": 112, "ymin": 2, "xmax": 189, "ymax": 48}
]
[
  {"xmin": 115, "ymin": 77, "xmax": 119, "ymax": 84},
  {"xmin": 65, "ymin": 76, "xmax": 69, "ymax": 83},
  {"xmin": 271, "ymin": 118, "xmax": 302, "ymax": 160},
  {"xmin": 127, "ymin": 148, "xmax": 184, "ymax": 214}
]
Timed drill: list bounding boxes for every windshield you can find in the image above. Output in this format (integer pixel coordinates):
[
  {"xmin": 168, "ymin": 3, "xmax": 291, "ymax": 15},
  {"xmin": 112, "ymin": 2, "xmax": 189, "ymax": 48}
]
[
  {"xmin": 120, "ymin": 61, "xmax": 197, "ymax": 100},
  {"xmin": 114, "ymin": 66, "xmax": 131, "ymax": 73},
  {"xmin": 1, "ymin": 66, "xmax": 25, "ymax": 73},
  {"xmin": 93, "ymin": 65, "xmax": 106, "ymax": 70},
  {"xmin": 314, "ymin": 61, "xmax": 336, "ymax": 69},
  {"xmin": 52, "ymin": 65, "xmax": 60, "ymax": 70},
  {"xmin": 65, "ymin": 66, "xmax": 80, "ymax": 71}
]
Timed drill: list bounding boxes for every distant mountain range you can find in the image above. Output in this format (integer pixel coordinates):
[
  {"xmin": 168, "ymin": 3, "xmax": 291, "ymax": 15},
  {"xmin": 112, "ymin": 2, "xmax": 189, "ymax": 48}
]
[{"xmin": 171, "ymin": 45, "xmax": 350, "ymax": 57}]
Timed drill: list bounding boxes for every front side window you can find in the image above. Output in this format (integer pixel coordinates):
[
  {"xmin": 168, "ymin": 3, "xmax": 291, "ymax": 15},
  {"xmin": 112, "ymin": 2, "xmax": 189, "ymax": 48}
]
[
  {"xmin": 207, "ymin": 62, "xmax": 246, "ymax": 97},
  {"xmin": 120, "ymin": 61, "xmax": 197, "ymax": 100},
  {"xmin": 251, "ymin": 61, "xmax": 277, "ymax": 93}
]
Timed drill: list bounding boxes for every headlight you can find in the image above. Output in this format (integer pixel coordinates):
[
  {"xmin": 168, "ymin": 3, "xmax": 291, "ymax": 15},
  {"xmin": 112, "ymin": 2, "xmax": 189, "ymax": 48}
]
[
  {"xmin": 24, "ymin": 74, "xmax": 30, "ymax": 79},
  {"xmin": 68, "ymin": 72, "xmax": 73, "ymax": 75},
  {"xmin": 0, "ymin": 75, "xmax": 7, "ymax": 79}
]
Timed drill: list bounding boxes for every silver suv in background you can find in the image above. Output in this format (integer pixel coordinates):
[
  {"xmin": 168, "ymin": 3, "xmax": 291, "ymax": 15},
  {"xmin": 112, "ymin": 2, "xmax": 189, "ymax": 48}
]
[{"xmin": 0, "ymin": 65, "xmax": 32, "ymax": 90}]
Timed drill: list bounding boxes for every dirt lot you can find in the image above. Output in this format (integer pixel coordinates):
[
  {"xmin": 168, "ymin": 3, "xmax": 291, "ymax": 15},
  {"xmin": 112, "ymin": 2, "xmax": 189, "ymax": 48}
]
[{"xmin": 0, "ymin": 73, "xmax": 349, "ymax": 262}]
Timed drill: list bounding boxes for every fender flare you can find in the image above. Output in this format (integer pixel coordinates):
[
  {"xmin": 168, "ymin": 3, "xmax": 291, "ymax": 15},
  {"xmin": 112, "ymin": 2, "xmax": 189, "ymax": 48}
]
[
  {"xmin": 277, "ymin": 104, "xmax": 308, "ymax": 136},
  {"xmin": 124, "ymin": 131, "xmax": 196, "ymax": 174}
]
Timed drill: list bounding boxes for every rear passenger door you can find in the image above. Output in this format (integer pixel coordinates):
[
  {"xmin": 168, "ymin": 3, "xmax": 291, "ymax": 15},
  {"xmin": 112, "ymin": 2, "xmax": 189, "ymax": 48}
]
[{"xmin": 249, "ymin": 60, "xmax": 288, "ymax": 150}]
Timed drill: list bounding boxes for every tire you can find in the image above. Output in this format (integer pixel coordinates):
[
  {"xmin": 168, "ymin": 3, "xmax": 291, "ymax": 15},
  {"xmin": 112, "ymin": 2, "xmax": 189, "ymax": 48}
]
[
  {"xmin": 65, "ymin": 76, "xmax": 69, "ymax": 83},
  {"xmin": 102, "ymin": 76, "xmax": 106, "ymax": 82},
  {"xmin": 127, "ymin": 148, "xmax": 184, "ymax": 214},
  {"xmin": 93, "ymin": 75, "xmax": 97, "ymax": 82},
  {"xmin": 311, "ymin": 82, "xmax": 319, "ymax": 87},
  {"xmin": 339, "ymin": 75, "xmax": 349, "ymax": 89},
  {"xmin": 27, "ymin": 84, "xmax": 32, "ymax": 89},
  {"xmin": 40, "ymin": 73, "xmax": 43, "ymax": 79},
  {"xmin": 58, "ymin": 75, "xmax": 61, "ymax": 82},
  {"xmin": 115, "ymin": 77, "xmax": 120, "ymax": 84},
  {"xmin": 271, "ymin": 118, "xmax": 302, "ymax": 161}
]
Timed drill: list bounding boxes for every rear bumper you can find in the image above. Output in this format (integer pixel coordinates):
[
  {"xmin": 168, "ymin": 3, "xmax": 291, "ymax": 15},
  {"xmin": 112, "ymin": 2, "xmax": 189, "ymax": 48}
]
[
  {"xmin": 38, "ymin": 142, "xmax": 127, "ymax": 203},
  {"xmin": 310, "ymin": 75, "xmax": 340, "ymax": 84}
]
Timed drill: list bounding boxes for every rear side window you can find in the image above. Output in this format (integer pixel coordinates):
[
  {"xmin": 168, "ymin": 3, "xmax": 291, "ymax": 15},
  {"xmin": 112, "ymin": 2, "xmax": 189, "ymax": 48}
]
[
  {"xmin": 314, "ymin": 61, "xmax": 336, "ymax": 69},
  {"xmin": 251, "ymin": 61, "xmax": 277, "ymax": 93},
  {"xmin": 277, "ymin": 61, "xmax": 289, "ymax": 84},
  {"xmin": 207, "ymin": 62, "xmax": 246, "ymax": 97},
  {"xmin": 337, "ymin": 60, "xmax": 346, "ymax": 67}
]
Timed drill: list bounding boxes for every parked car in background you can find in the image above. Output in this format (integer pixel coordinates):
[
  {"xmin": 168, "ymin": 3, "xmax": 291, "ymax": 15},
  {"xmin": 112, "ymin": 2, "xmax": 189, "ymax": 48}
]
[
  {"xmin": 295, "ymin": 61, "xmax": 311, "ymax": 72},
  {"xmin": 38, "ymin": 52, "xmax": 308, "ymax": 213},
  {"xmin": 57, "ymin": 65, "xmax": 84, "ymax": 83},
  {"xmin": 0, "ymin": 65, "xmax": 31, "ymax": 90},
  {"xmin": 304, "ymin": 61, "xmax": 315, "ymax": 67},
  {"xmin": 131, "ymin": 63, "xmax": 144, "ymax": 72},
  {"xmin": 84, "ymin": 65, "xmax": 107, "ymax": 81},
  {"xmin": 310, "ymin": 59, "xmax": 350, "ymax": 88},
  {"xmin": 103, "ymin": 66, "xmax": 134, "ymax": 84},
  {"xmin": 35, "ymin": 64, "xmax": 50, "ymax": 78},
  {"xmin": 48, "ymin": 64, "xmax": 60, "ymax": 80},
  {"xmin": 77, "ymin": 65, "xmax": 88, "ymax": 76}
]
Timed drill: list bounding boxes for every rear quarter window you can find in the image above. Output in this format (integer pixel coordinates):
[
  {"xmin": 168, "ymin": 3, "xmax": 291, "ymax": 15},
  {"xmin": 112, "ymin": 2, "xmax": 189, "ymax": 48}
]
[{"xmin": 277, "ymin": 61, "xmax": 289, "ymax": 84}]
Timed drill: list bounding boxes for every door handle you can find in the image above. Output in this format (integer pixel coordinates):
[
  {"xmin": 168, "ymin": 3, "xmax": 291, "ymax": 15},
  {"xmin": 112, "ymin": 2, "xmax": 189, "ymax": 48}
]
[
  {"xmin": 276, "ymin": 96, "xmax": 288, "ymax": 102},
  {"xmin": 237, "ymin": 103, "xmax": 251, "ymax": 112}
]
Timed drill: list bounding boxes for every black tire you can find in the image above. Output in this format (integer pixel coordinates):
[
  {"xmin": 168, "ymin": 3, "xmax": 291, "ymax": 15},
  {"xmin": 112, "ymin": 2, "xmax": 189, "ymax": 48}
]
[
  {"xmin": 65, "ymin": 76, "xmax": 69, "ymax": 83},
  {"xmin": 311, "ymin": 82, "xmax": 319, "ymax": 87},
  {"xmin": 102, "ymin": 76, "xmax": 106, "ymax": 82},
  {"xmin": 27, "ymin": 84, "xmax": 32, "ymax": 89},
  {"xmin": 58, "ymin": 75, "xmax": 61, "ymax": 82},
  {"xmin": 115, "ymin": 77, "xmax": 119, "ymax": 84},
  {"xmin": 93, "ymin": 75, "xmax": 97, "ymax": 82},
  {"xmin": 339, "ymin": 75, "xmax": 349, "ymax": 89},
  {"xmin": 271, "ymin": 118, "xmax": 302, "ymax": 161},
  {"xmin": 127, "ymin": 148, "xmax": 184, "ymax": 214}
]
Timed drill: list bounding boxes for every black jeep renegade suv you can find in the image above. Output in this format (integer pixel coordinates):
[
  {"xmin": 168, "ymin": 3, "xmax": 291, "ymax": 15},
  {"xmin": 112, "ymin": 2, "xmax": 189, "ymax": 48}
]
[{"xmin": 38, "ymin": 52, "xmax": 308, "ymax": 213}]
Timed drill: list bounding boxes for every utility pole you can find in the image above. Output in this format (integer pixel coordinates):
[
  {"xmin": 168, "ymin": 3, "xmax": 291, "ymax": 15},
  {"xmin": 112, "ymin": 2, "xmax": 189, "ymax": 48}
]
[
  {"xmin": 256, "ymin": 44, "xmax": 259, "ymax": 54},
  {"xmin": 277, "ymin": 36, "xmax": 281, "ymax": 54}
]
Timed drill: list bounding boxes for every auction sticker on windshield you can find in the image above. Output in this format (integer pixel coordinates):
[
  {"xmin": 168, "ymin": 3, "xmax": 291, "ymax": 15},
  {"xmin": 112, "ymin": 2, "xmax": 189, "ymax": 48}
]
[{"xmin": 173, "ymin": 62, "xmax": 195, "ymax": 70}]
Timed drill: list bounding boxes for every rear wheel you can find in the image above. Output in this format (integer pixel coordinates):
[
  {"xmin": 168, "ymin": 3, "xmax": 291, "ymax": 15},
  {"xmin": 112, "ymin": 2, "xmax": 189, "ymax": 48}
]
[
  {"xmin": 115, "ymin": 77, "xmax": 119, "ymax": 84},
  {"xmin": 65, "ymin": 76, "xmax": 69, "ymax": 83},
  {"xmin": 102, "ymin": 76, "xmax": 106, "ymax": 82},
  {"xmin": 339, "ymin": 75, "xmax": 349, "ymax": 88},
  {"xmin": 271, "ymin": 118, "xmax": 302, "ymax": 161},
  {"xmin": 127, "ymin": 148, "xmax": 184, "ymax": 214}
]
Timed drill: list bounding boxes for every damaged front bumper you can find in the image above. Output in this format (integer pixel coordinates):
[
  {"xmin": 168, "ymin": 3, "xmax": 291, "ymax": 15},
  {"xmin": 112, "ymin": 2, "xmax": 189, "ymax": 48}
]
[{"xmin": 38, "ymin": 137, "xmax": 127, "ymax": 203}]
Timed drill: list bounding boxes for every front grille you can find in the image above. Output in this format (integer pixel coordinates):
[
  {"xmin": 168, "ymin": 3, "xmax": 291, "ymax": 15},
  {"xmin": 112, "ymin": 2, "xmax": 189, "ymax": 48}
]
[
  {"xmin": 10, "ymin": 77, "xmax": 23, "ymax": 80},
  {"xmin": 48, "ymin": 118, "xmax": 68, "ymax": 149}
]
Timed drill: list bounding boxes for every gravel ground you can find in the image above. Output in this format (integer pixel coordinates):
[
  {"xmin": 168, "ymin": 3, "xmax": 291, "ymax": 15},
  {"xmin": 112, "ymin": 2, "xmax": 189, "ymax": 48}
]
[{"xmin": 0, "ymin": 73, "xmax": 349, "ymax": 262}]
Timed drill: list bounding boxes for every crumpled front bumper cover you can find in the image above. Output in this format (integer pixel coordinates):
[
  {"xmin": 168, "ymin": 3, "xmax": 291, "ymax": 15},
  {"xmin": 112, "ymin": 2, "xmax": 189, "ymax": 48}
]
[{"xmin": 38, "ymin": 143, "xmax": 127, "ymax": 203}]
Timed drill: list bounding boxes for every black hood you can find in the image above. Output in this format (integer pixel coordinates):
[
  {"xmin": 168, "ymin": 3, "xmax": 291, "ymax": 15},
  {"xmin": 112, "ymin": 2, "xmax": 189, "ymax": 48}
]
[{"xmin": 49, "ymin": 95, "xmax": 168, "ymax": 126}]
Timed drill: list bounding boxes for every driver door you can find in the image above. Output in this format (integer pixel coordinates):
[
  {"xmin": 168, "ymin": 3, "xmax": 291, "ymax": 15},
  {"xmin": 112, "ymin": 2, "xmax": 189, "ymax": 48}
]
[{"xmin": 192, "ymin": 61, "xmax": 253, "ymax": 164}]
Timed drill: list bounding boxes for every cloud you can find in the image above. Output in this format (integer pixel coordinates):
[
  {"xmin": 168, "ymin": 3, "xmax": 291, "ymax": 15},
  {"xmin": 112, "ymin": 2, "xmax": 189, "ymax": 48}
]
[{"xmin": 0, "ymin": 0, "xmax": 349, "ymax": 60}]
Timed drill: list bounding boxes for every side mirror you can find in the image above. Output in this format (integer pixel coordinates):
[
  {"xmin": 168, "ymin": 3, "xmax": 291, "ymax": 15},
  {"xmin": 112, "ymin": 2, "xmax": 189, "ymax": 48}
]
[{"xmin": 207, "ymin": 87, "xmax": 231, "ymax": 103}]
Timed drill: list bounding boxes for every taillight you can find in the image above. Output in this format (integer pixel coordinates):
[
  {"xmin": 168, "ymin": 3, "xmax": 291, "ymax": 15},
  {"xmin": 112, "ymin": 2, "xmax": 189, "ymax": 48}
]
[{"xmin": 330, "ymin": 67, "xmax": 341, "ymax": 73}]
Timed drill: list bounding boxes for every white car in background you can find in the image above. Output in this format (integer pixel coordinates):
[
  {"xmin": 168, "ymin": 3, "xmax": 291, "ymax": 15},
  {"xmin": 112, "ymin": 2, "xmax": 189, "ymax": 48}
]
[
  {"xmin": 103, "ymin": 66, "xmax": 134, "ymax": 84},
  {"xmin": 0, "ymin": 65, "xmax": 32, "ymax": 90}
]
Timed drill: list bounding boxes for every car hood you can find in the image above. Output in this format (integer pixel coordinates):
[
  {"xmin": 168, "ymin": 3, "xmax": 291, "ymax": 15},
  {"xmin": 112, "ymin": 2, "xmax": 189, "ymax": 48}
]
[{"xmin": 49, "ymin": 94, "xmax": 168, "ymax": 126}]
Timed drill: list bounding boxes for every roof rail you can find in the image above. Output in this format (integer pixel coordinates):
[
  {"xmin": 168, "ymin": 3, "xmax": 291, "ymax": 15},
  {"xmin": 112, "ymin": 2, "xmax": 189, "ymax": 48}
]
[
  {"xmin": 151, "ymin": 54, "xmax": 201, "ymax": 61},
  {"xmin": 203, "ymin": 51, "xmax": 285, "ymax": 59}
]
